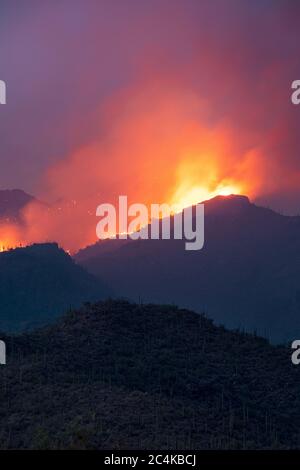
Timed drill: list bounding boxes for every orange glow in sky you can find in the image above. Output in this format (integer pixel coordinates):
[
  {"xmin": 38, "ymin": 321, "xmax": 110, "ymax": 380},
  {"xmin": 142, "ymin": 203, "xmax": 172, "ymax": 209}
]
[
  {"xmin": 171, "ymin": 182, "xmax": 242, "ymax": 213},
  {"xmin": 0, "ymin": 88, "xmax": 259, "ymax": 252},
  {"xmin": 0, "ymin": 224, "xmax": 23, "ymax": 252}
]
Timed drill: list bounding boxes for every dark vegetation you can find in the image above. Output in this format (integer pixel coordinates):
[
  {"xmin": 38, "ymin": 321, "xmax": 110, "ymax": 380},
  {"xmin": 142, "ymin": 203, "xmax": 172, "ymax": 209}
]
[
  {"xmin": 0, "ymin": 299, "xmax": 299, "ymax": 449},
  {"xmin": 0, "ymin": 243, "xmax": 110, "ymax": 332}
]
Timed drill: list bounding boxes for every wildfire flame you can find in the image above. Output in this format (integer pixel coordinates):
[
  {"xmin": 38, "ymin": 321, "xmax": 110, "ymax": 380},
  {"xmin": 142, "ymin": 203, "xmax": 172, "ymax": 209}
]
[
  {"xmin": 0, "ymin": 242, "xmax": 18, "ymax": 253},
  {"xmin": 171, "ymin": 182, "xmax": 242, "ymax": 213},
  {"xmin": 0, "ymin": 224, "xmax": 24, "ymax": 253}
]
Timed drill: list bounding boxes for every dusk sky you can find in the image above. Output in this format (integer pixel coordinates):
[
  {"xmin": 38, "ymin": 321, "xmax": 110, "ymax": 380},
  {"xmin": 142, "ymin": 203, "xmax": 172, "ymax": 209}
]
[{"xmin": 1, "ymin": 0, "xmax": 300, "ymax": 250}]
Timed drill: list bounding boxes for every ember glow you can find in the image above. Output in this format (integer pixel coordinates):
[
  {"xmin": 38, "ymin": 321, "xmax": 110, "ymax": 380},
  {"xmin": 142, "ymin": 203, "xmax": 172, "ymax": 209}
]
[
  {"xmin": 171, "ymin": 185, "xmax": 242, "ymax": 213},
  {"xmin": 0, "ymin": 225, "xmax": 24, "ymax": 252}
]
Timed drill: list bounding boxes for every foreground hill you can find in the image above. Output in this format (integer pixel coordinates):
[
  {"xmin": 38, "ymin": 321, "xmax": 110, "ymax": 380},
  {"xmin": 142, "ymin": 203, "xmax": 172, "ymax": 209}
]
[
  {"xmin": 75, "ymin": 195, "xmax": 300, "ymax": 343},
  {"xmin": 0, "ymin": 299, "xmax": 299, "ymax": 449},
  {"xmin": 0, "ymin": 243, "xmax": 110, "ymax": 331}
]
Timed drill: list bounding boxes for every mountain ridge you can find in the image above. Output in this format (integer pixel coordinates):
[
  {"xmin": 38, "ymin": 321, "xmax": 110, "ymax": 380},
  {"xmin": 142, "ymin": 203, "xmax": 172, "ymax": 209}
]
[{"xmin": 75, "ymin": 194, "xmax": 300, "ymax": 343}]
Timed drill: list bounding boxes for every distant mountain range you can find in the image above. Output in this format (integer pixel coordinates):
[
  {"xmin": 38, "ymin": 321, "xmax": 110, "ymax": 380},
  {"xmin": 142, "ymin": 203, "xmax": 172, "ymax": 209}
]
[
  {"xmin": 75, "ymin": 195, "xmax": 300, "ymax": 343},
  {"xmin": 2, "ymin": 189, "xmax": 300, "ymax": 343},
  {"xmin": 0, "ymin": 189, "xmax": 36, "ymax": 223},
  {"xmin": 0, "ymin": 243, "xmax": 110, "ymax": 332},
  {"xmin": 0, "ymin": 299, "xmax": 299, "ymax": 449}
]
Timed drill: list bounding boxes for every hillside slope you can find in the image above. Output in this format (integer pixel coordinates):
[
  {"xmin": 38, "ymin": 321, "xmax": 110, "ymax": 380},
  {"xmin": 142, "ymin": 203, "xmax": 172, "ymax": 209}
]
[
  {"xmin": 0, "ymin": 243, "xmax": 110, "ymax": 331},
  {"xmin": 75, "ymin": 195, "xmax": 300, "ymax": 343},
  {"xmin": 0, "ymin": 299, "xmax": 299, "ymax": 449}
]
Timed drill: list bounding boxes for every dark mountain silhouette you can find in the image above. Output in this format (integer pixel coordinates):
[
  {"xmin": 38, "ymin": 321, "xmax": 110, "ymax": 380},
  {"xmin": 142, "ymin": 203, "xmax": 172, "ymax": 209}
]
[
  {"xmin": 0, "ymin": 299, "xmax": 299, "ymax": 449},
  {"xmin": 0, "ymin": 189, "xmax": 36, "ymax": 223},
  {"xmin": 0, "ymin": 243, "xmax": 110, "ymax": 332},
  {"xmin": 75, "ymin": 195, "xmax": 300, "ymax": 343}
]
